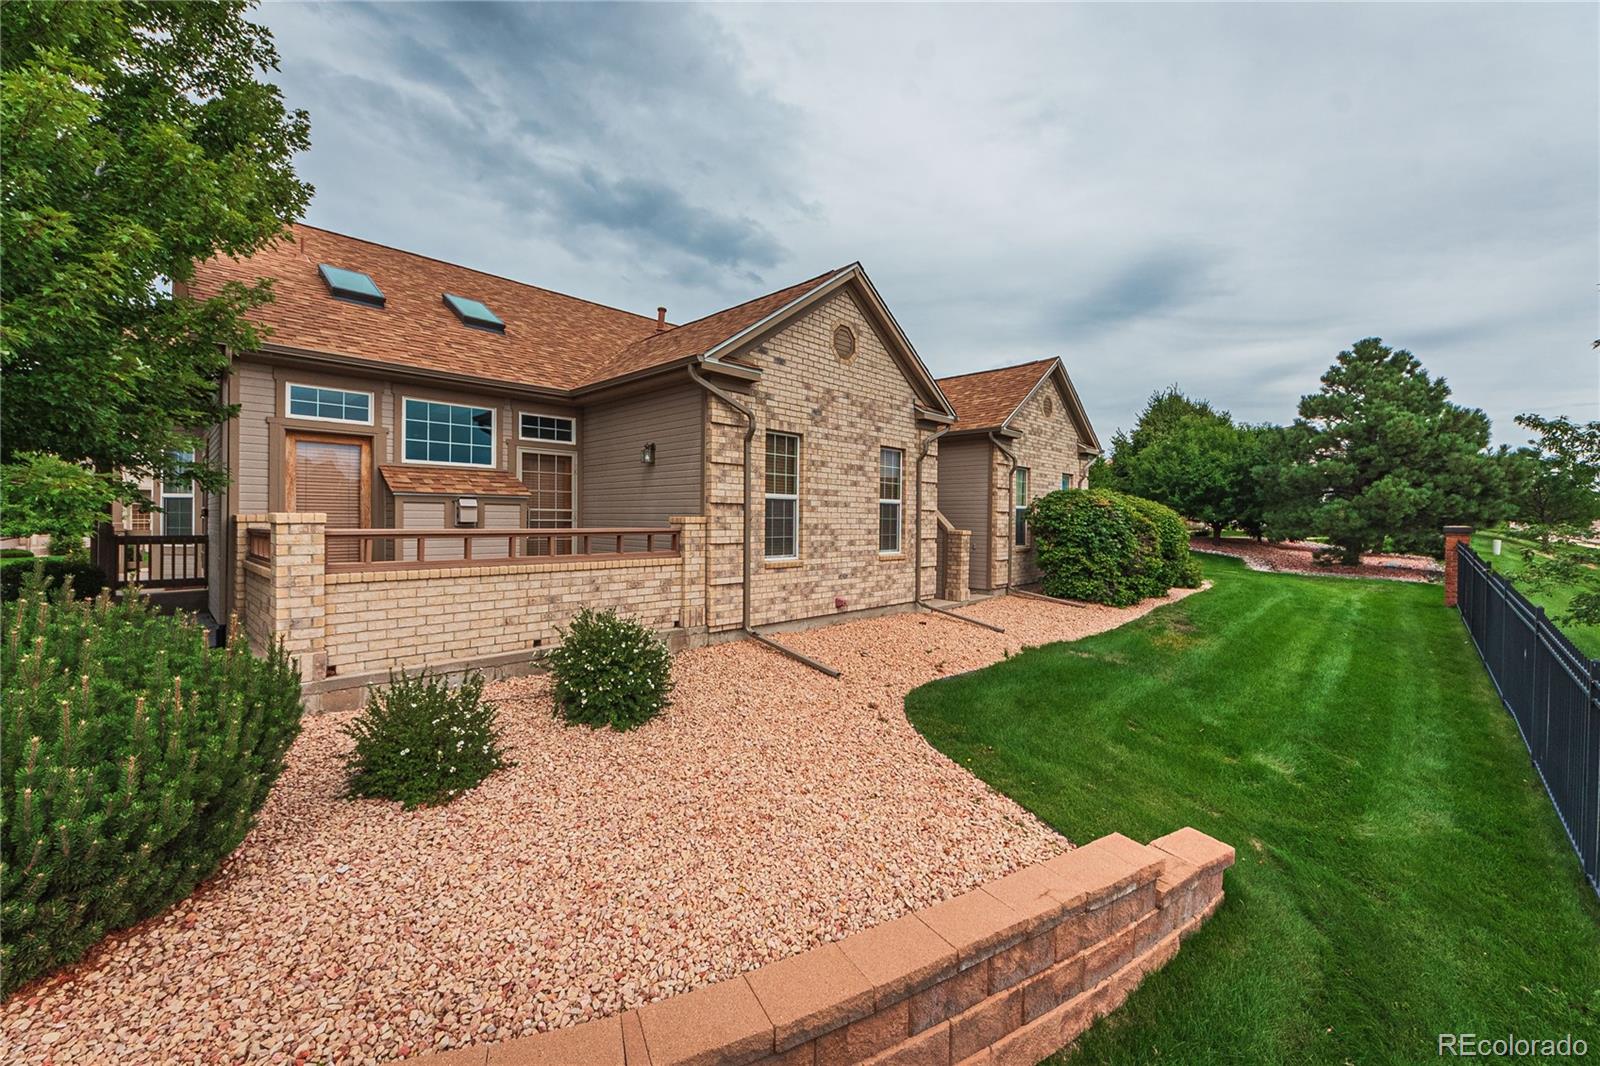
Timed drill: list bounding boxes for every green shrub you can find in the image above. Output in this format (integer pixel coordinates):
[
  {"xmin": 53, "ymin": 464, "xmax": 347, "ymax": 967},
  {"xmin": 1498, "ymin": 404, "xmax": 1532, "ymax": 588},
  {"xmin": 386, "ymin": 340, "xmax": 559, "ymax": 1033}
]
[
  {"xmin": 548, "ymin": 608, "xmax": 674, "ymax": 730},
  {"xmin": 1, "ymin": 572, "xmax": 303, "ymax": 995},
  {"xmin": 0, "ymin": 548, "xmax": 35, "ymax": 559},
  {"xmin": 1028, "ymin": 489, "xmax": 1198, "ymax": 606},
  {"xmin": 342, "ymin": 671, "xmax": 506, "ymax": 809},
  {"xmin": 1123, "ymin": 494, "xmax": 1203, "ymax": 591},
  {"xmin": 0, "ymin": 556, "xmax": 107, "ymax": 602}
]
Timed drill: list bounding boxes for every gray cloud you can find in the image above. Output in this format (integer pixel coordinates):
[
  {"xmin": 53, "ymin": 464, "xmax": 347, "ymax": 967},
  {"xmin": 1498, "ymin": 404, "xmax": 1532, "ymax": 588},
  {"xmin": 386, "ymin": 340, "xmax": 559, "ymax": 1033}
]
[{"xmin": 256, "ymin": 1, "xmax": 1597, "ymax": 445}]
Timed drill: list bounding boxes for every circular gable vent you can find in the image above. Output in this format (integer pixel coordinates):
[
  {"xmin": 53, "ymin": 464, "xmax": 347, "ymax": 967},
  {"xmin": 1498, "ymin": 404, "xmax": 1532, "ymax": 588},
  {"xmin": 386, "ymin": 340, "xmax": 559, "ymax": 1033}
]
[{"xmin": 833, "ymin": 324, "xmax": 857, "ymax": 361}]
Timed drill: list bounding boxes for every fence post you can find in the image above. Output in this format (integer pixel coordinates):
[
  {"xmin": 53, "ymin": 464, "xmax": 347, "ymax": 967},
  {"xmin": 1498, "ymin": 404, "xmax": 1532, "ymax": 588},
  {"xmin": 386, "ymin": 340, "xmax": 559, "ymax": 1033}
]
[{"xmin": 1442, "ymin": 524, "xmax": 1473, "ymax": 607}]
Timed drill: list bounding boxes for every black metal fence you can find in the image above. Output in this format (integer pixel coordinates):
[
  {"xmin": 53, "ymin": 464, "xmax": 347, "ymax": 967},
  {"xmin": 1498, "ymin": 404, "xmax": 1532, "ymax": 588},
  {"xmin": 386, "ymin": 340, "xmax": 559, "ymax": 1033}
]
[{"xmin": 1455, "ymin": 543, "xmax": 1599, "ymax": 895}]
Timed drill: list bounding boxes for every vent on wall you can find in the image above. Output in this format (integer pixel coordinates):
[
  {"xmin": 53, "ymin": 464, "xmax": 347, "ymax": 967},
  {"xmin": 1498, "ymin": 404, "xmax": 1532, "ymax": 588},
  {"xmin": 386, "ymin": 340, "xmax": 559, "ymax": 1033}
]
[
  {"xmin": 832, "ymin": 324, "xmax": 856, "ymax": 360},
  {"xmin": 443, "ymin": 293, "xmax": 505, "ymax": 333},
  {"xmin": 318, "ymin": 264, "xmax": 385, "ymax": 307}
]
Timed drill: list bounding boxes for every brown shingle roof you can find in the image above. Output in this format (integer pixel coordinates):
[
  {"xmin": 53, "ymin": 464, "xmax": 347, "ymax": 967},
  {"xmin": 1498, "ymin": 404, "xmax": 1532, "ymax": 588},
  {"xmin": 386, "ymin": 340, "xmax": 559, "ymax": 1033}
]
[
  {"xmin": 936, "ymin": 358, "xmax": 1057, "ymax": 433},
  {"xmin": 593, "ymin": 267, "xmax": 850, "ymax": 380},
  {"xmin": 186, "ymin": 225, "xmax": 855, "ymax": 394},
  {"xmin": 379, "ymin": 465, "xmax": 530, "ymax": 497}
]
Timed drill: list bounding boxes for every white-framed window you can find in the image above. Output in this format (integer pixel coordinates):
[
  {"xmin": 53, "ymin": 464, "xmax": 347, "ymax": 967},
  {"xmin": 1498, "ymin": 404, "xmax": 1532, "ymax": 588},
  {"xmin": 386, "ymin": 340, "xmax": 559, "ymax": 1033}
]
[
  {"xmin": 1014, "ymin": 467, "xmax": 1030, "ymax": 547},
  {"xmin": 163, "ymin": 450, "xmax": 195, "ymax": 535},
  {"xmin": 286, "ymin": 382, "xmax": 373, "ymax": 424},
  {"xmin": 519, "ymin": 412, "xmax": 576, "ymax": 443},
  {"xmin": 764, "ymin": 431, "xmax": 800, "ymax": 560},
  {"xmin": 403, "ymin": 398, "xmax": 495, "ymax": 466},
  {"xmin": 878, "ymin": 447, "xmax": 903, "ymax": 554}
]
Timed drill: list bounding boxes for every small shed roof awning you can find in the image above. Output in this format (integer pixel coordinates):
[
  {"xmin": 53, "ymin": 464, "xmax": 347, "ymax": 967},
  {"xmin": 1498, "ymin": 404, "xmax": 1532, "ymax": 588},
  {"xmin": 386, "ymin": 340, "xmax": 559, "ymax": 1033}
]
[{"xmin": 379, "ymin": 465, "xmax": 530, "ymax": 497}]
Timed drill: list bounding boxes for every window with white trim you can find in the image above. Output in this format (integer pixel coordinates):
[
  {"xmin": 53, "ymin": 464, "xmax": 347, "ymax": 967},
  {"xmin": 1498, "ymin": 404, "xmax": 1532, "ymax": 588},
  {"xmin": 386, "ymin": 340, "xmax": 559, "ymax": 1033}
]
[
  {"xmin": 287, "ymin": 383, "xmax": 372, "ymax": 423},
  {"xmin": 403, "ymin": 399, "xmax": 494, "ymax": 466},
  {"xmin": 519, "ymin": 413, "xmax": 575, "ymax": 443},
  {"xmin": 878, "ymin": 447, "xmax": 903, "ymax": 554},
  {"xmin": 764, "ymin": 432, "xmax": 800, "ymax": 559},
  {"xmin": 163, "ymin": 450, "xmax": 195, "ymax": 535},
  {"xmin": 1013, "ymin": 467, "xmax": 1030, "ymax": 547}
]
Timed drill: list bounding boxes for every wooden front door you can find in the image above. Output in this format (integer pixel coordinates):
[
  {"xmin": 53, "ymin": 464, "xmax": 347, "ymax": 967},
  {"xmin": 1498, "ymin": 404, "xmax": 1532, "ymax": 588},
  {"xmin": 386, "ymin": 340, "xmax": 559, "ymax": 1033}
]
[{"xmin": 286, "ymin": 433, "xmax": 371, "ymax": 563}]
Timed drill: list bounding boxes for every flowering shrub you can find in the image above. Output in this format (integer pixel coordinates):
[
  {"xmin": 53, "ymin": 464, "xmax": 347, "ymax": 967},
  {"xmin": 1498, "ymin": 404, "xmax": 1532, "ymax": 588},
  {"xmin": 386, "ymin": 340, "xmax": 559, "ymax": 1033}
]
[
  {"xmin": 342, "ymin": 671, "xmax": 506, "ymax": 809},
  {"xmin": 548, "ymin": 608, "xmax": 673, "ymax": 731}
]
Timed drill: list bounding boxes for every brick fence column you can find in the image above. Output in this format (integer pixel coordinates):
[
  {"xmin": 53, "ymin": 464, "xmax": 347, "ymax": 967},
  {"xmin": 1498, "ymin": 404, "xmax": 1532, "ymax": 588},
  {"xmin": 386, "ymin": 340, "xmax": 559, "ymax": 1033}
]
[
  {"xmin": 943, "ymin": 528, "xmax": 972, "ymax": 602},
  {"xmin": 670, "ymin": 515, "xmax": 708, "ymax": 630},
  {"xmin": 268, "ymin": 513, "xmax": 327, "ymax": 681},
  {"xmin": 1443, "ymin": 524, "xmax": 1473, "ymax": 607}
]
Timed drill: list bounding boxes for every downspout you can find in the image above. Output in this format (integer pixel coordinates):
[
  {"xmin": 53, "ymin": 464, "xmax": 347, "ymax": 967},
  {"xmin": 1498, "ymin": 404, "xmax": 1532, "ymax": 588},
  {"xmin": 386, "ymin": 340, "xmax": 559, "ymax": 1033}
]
[
  {"xmin": 688, "ymin": 363, "xmax": 840, "ymax": 678},
  {"xmin": 915, "ymin": 424, "xmax": 1003, "ymax": 633},
  {"xmin": 989, "ymin": 431, "xmax": 1019, "ymax": 592}
]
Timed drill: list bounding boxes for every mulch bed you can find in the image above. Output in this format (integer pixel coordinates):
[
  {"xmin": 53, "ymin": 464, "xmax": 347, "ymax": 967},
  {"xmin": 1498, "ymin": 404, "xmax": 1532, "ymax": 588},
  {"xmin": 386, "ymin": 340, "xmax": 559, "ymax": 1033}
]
[{"xmin": 1190, "ymin": 537, "xmax": 1442, "ymax": 583}]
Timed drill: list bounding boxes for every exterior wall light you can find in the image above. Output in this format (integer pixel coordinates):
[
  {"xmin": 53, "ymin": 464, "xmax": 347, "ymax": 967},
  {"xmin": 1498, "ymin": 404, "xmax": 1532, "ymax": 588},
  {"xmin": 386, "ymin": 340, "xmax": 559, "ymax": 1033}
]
[{"xmin": 641, "ymin": 443, "xmax": 656, "ymax": 465}]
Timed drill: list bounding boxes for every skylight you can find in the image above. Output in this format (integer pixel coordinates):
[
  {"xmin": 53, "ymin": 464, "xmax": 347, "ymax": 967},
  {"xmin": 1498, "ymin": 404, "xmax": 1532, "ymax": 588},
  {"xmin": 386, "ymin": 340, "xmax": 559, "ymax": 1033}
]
[
  {"xmin": 443, "ymin": 293, "xmax": 505, "ymax": 333},
  {"xmin": 318, "ymin": 264, "xmax": 385, "ymax": 307}
]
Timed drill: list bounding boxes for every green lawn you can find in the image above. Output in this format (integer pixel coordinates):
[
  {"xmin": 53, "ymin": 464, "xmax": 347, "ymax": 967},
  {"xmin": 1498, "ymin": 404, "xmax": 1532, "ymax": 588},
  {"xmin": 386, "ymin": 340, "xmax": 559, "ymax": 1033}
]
[
  {"xmin": 907, "ymin": 555, "xmax": 1600, "ymax": 1065},
  {"xmin": 1471, "ymin": 528, "xmax": 1600, "ymax": 658}
]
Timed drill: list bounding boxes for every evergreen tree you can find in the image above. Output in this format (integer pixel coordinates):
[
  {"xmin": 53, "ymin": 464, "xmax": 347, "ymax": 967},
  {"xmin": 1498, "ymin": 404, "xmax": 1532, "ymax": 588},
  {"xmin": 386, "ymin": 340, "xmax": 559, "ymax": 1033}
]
[{"xmin": 1260, "ymin": 338, "xmax": 1505, "ymax": 563}]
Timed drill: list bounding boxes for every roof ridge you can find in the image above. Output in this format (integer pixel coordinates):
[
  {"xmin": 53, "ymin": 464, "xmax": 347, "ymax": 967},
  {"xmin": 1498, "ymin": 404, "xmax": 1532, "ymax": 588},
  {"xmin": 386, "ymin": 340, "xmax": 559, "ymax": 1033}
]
[
  {"xmin": 935, "ymin": 356, "xmax": 1057, "ymax": 384},
  {"xmin": 290, "ymin": 222, "xmax": 662, "ymax": 326},
  {"xmin": 649, "ymin": 264, "xmax": 850, "ymax": 337}
]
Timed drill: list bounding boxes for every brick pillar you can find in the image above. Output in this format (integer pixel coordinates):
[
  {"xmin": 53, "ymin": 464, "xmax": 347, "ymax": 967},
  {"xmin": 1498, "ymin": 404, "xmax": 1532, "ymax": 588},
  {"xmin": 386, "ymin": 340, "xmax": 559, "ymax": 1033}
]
[
  {"xmin": 267, "ymin": 512, "xmax": 327, "ymax": 681},
  {"xmin": 670, "ymin": 515, "xmax": 708, "ymax": 630},
  {"xmin": 943, "ymin": 528, "xmax": 972, "ymax": 602},
  {"xmin": 1443, "ymin": 524, "xmax": 1473, "ymax": 607}
]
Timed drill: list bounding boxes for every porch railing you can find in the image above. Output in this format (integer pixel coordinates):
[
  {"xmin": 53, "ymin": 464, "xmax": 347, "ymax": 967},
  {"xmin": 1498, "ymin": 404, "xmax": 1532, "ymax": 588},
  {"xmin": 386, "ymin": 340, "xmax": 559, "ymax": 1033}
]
[
  {"xmin": 322, "ymin": 526, "xmax": 681, "ymax": 573},
  {"xmin": 107, "ymin": 533, "xmax": 207, "ymax": 589}
]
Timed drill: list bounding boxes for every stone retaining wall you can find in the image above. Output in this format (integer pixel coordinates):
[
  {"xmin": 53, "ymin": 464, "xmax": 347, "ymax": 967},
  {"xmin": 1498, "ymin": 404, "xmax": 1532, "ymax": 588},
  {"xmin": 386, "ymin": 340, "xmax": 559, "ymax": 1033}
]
[{"xmin": 413, "ymin": 827, "xmax": 1234, "ymax": 1066}]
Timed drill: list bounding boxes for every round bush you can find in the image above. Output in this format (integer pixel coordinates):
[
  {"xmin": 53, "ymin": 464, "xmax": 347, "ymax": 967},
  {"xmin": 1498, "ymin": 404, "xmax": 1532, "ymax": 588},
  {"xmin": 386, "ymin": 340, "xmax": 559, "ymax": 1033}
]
[
  {"xmin": 1, "ymin": 572, "xmax": 303, "ymax": 995},
  {"xmin": 1028, "ymin": 489, "xmax": 1198, "ymax": 606},
  {"xmin": 0, "ymin": 556, "xmax": 107, "ymax": 602},
  {"xmin": 343, "ymin": 671, "xmax": 506, "ymax": 809},
  {"xmin": 548, "ymin": 608, "xmax": 673, "ymax": 731}
]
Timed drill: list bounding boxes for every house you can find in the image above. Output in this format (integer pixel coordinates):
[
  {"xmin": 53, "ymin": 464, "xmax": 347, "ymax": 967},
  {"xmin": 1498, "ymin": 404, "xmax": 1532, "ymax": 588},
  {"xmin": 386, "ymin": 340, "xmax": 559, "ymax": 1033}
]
[
  {"xmin": 174, "ymin": 225, "xmax": 962, "ymax": 704},
  {"xmin": 935, "ymin": 358, "xmax": 1102, "ymax": 592}
]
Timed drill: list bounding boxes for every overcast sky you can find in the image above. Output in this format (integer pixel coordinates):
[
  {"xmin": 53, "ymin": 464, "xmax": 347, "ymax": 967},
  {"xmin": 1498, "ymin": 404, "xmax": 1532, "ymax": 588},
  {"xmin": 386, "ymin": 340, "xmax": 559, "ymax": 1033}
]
[{"xmin": 255, "ymin": 1, "xmax": 1597, "ymax": 447}]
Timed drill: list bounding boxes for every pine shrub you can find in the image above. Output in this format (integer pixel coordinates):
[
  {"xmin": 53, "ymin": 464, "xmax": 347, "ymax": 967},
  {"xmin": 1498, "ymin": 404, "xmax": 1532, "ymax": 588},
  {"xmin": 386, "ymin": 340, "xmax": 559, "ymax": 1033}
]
[
  {"xmin": 0, "ymin": 556, "xmax": 107, "ymax": 602},
  {"xmin": 1, "ymin": 573, "xmax": 303, "ymax": 995},
  {"xmin": 342, "ymin": 671, "xmax": 506, "ymax": 809},
  {"xmin": 548, "ymin": 608, "xmax": 673, "ymax": 731},
  {"xmin": 1029, "ymin": 489, "xmax": 1198, "ymax": 605}
]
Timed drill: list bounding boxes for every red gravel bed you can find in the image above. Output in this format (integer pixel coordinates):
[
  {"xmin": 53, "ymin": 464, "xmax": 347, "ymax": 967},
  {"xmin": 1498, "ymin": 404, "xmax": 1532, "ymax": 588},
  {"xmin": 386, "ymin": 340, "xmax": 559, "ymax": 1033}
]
[
  {"xmin": 1190, "ymin": 536, "xmax": 1442, "ymax": 583},
  {"xmin": 0, "ymin": 587, "xmax": 1201, "ymax": 1065}
]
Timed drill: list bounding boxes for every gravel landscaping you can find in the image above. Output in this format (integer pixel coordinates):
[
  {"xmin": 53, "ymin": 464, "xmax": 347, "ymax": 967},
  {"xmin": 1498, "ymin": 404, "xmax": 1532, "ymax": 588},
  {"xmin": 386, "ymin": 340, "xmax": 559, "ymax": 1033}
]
[
  {"xmin": 0, "ymin": 587, "xmax": 1200, "ymax": 1066},
  {"xmin": 1190, "ymin": 536, "xmax": 1442, "ymax": 582}
]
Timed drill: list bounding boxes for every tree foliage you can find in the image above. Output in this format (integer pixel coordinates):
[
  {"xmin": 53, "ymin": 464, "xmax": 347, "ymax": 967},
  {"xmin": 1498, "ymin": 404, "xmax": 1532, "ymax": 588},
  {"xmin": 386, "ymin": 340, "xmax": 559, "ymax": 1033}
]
[
  {"xmin": 1105, "ymin": 387, "xmax": 1270, "ymax": 537},
  {"xmin": 0, "ymin": 453, "xmax": 120, "ymax": 541},
  {"xmin": 1502, "ymin": 414, "xmax": 1600, "ymax": 537},
  {"xmin": 1, "ymin": 0, "xmax": 311, "ymax": 500},
  {"xmin": 1258, "ymin": 338, "xmax": 1505, "ymax": 563}
]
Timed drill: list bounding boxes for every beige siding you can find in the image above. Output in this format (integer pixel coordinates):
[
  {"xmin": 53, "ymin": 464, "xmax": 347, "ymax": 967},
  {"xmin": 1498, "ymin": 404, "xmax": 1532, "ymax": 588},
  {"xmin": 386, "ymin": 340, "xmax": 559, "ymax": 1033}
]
[
  {"xmin": 936, "ymin": 437, "xmax": 994, "ymax": 591},
  {"xmin": 397, "ymin": 499, "xmax": 463, "ymax": 561},
  {"xmin": 205, "ymin": 419, "xmax": 226, "ymax": 620},
  {"xmin": 579, "ymin": 383, "xmax": 703, "ymax": 526},
  {"xmin": 236, "ymin": 362, "xmax": 274, "ymax": 513}
]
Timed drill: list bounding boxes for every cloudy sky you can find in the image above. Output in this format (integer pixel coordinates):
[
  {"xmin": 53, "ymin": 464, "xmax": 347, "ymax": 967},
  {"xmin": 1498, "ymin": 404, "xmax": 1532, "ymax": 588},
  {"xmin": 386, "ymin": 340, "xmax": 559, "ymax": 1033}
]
[{"xmin": 255, "ymin": 1, "xmax": 1596, "ymax": 446}]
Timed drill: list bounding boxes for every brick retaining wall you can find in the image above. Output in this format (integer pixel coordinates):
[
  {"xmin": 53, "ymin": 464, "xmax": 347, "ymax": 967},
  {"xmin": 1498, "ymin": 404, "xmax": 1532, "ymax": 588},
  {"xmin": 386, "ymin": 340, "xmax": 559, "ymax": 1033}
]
[{"xmin": 412, "ymin": 827, "xmax": 1234, "ymax": 1066}]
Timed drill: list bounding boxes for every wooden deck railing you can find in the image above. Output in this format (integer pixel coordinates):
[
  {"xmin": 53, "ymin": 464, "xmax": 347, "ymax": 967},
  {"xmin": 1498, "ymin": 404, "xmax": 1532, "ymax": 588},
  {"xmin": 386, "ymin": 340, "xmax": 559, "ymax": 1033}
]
[
  {"xmin": 108, "ymin": 533, "xmax": 207, "ymax": 589},
  {"xmin": 322, "ymin": 527, "xmax": 681, "ymax": 573},
  {"xmin": 245, "ymin": 527, "xmax": 272, "ymax": 564}
]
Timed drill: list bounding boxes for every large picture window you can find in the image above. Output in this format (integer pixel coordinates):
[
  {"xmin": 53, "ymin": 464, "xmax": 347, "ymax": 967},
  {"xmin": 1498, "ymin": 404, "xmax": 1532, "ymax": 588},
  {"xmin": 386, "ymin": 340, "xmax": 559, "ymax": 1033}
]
[
  {"xmin": 1013, "ymin": 467, "xmax": 1030, "ymax": 546},
  {"xmin": 878, "ymin": 447, "xmax": 903, "ymax": 554},
  {"xmin": 764, "ymin": 432, "xmax": 800, "ymax": 560},
  {"xmin": 404, "ymin": 399, "xmax": 494, "ymax": 466},
  {"xmin": 287, "ymin": 383, "xmax": 372, "ymax": 424}
]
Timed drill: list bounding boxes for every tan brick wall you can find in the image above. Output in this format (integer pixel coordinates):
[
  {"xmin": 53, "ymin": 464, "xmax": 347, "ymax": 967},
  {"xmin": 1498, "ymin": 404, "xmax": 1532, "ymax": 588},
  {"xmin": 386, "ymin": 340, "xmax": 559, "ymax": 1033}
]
[
  {"xmin": 704, "ymin": 288, "xmax": 941, "ymax": 631},
  {"xmin": 942, "ymin": 527, "xmax": 971, "ymax": 602},
  {"xmin": 236, "ymin": 513, "xmax": 326, "ymax": 681},
  {"xmin": 1006, "ymin": 378, "xmax": 1089, "ymax": 587}
]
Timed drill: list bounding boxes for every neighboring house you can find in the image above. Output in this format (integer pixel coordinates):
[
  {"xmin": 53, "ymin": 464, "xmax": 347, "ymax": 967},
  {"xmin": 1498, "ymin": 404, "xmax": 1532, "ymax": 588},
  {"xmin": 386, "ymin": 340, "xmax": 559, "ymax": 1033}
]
[
  {"xmin": 936, "ymin": 358, "xmax": 1101, "ymax": 592},
  {"xmin": 177, "ymin": 225, "xmax": 957, "ymax": 702}
]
